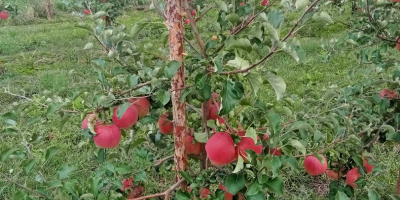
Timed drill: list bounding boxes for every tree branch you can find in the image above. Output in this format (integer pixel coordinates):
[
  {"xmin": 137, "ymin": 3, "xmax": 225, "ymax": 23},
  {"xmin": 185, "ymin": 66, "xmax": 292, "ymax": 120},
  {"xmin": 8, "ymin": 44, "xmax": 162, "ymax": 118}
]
[
  {"xmin": 128, "ymin": 179, "xmax": 185, "ymax": 200},
  {"xmin": 183, "ymin": 0, "xmax": 206, "ymax": 57},
  {"xmin": 220, "ymin": 0, "xmax": 322, "ymax": 75},
  {"xmin": 0, "ymin": 174, "xmax": 47, "ymax": 198},
  {"xmin": 195, "ymin": 7, "xmax": 212, "ymax": 22}
]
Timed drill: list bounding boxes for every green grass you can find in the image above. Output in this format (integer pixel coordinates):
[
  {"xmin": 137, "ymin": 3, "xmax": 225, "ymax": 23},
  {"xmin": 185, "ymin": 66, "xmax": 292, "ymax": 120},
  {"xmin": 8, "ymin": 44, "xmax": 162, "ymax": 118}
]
[{"xmin": 1, "ymin": 2, "xmax": 400, "ymax": 200}]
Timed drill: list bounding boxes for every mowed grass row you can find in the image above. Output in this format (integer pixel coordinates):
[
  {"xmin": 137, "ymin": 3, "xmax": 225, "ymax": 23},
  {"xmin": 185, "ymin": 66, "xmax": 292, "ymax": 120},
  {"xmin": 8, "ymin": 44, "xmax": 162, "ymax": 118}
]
[{"xmin": 1, "ymin": 5, "xmax": 400, "ymax": 199}]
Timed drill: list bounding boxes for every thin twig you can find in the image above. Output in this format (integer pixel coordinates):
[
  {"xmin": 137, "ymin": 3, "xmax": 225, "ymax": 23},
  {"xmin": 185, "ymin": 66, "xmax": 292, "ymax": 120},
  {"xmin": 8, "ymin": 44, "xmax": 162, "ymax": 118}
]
[
  {"xmin": 186, "ymin": 103, "xmax": 203, "ymax": 117},
  {"xmin": 129, "ymin": 179, "xmax": 185, "ymax": 200},
  {"xmin": 0, "ymin": 174, "xmax": 47, "ymax": 198},
  {"xmin": 183, "ymin": 0, "xmax": 206, "ymax": 57},
  {"xmin": 195, "ymin": 7, "xmax": 212, "ymax": 22},
  {"xmin": 153, "ymin": 155, "xmax": 174, "ymax": 167},
  {"xmin": 3, "ymin": 90, "xmax": 47, "ymax": 107}
]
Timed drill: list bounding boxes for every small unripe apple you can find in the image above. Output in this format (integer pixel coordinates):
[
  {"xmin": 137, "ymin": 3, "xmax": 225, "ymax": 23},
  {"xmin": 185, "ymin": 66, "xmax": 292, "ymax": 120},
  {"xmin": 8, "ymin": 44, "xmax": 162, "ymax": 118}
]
[
  {"xmin": 93, "ymin": 124, "xmax": 121, "ymax": 148},
  {"xmin": 205, "ymin": 132, "xmax": 237, "ymax": 166},
  {"xmin": 158, "ymin": 112, "xmax": 173, "ymax": 134},
  {"xmin": 112, "ymin": 104, "xmax": 139, "ymax": 129},
  {"xmin": 0, "ymin": 11, "xmax": 9, "ymax": 20},
  {"xmin": 304, "ymin": 155, "xmax": 327, "ymax": 176},
  {"xmin": 185, "ymin": 19, "xmax": 190, "ymax": 25},
  {"xmin": 191, "ymin": 9, "xmax": 196, "ymax": 16},
  {"xmin": 212, "ymin": 35, "xmax": 218, "ymax": 40},
  {"xmin": 346, "ymin": 168, "xmax": 361, "ymax": 188}
]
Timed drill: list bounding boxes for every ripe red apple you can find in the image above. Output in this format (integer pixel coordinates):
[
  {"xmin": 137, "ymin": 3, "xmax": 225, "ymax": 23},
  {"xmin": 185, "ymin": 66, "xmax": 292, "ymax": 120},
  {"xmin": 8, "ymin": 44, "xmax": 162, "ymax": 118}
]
[
  {"xmin": 397, "ymin": 41, "xmax": 400, "ymax": 51},
  {"xmin": 83, "ymin": 9, "xmax": 91, "ymax": 15},
  {"xmin": 270, "ymin": 146, "xmax": 282, "ymax": 156},
  {"xmin": 191, "ymin": 9, "xmax": 196, "ymax": 16},
  {"xmin": 186, "ymin": 134, "xmax": 202, "ymax": 155},
  {"xmin": 0, "ymin": 11, "xmax": 9, "ymax": 20},
  {"xmin": 392, "ymin": 0, "xmax": 400, "ymax": 2},
  {"xmin": 379, "ymin": 89, "xmax": 398, "ymax": 100},
  {"xmin": 363, "ymin": 158, "xmax": 374, "ymax": 174},
  {"xmin": 263, "ymin": 132, "xmax": 269, "ymax": 141},
  {"xmin": 158, "ymin": 112, "xmax": 173, "ymax": 134},
  {"xmin": 209, "ymin": 104, "xmax": 220, "ymax": 120},
  {"xmin": 129, "ymin": 97, "xmax": 151, "ymax": 118},
  {"xmin": 112, "ymin": 104, "xmax": 139, "ymax": 129},
  {"xmin": 304, "ymin": 155, "xmax": 327, "ymax": 176},
  {"xmin": 212, "ymin": 35, "xmax": 218, "ymax": 40},
  {"xmin": 217, "ymin": 117, "xmax": 225, "ymax": 125},
  {"xmin": 240, "ymin": 2, "xmax": 245, "ymax": 5},
  {"xmin": 326, "ymin": 169, "xmax": 344, "ymax": 180},
  {"xmin": 205, "ymin": 132, "xmax": 237, "ymax": 166},
  {"xmin": 237, "ymin": 137, "xmax": 263, "ymax": 160},
  {"xmin": 93, "ymin": 124, "xmax": 121, "ymax": 148},
  {"xmin": 81, "ymin": 114, "xmax": 100, "ymax": 130},
  {"xmin": 185, "ymin": 19, "xmax": 190, "ymax": 25},
  {"xmin": 346, "ymin": 168, "xmax": 361, "ymax": 188},
  {"xmin": 218, "ymin": 183, "xmax": 234, "ymax": 200},
  {"xmin": 210, "ymin": 92, "xmax": 220, "ymax": 104},
  {"xmin": 261, "ymin": 0, "xmax": 269, "ymax": 6},
  {"xmin": 199, "ymin": 187, "xmax": 211, "ymax": 199}
]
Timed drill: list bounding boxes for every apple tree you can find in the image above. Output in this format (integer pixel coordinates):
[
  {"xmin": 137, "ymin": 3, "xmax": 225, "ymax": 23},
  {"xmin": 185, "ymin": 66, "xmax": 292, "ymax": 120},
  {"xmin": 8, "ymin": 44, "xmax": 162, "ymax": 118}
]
[{"xmin": 2, "ymin": 0, "xmax": 400, "ymax": 199}]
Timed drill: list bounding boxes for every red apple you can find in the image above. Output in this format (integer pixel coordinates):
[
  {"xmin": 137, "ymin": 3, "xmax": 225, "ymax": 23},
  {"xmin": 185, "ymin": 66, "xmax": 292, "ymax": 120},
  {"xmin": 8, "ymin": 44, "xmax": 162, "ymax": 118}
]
[
  {"xmin": 363, "ymin": 158, "xmax": 374, "ymax": 174},
  {"xmin": 158, "ymin": 112, "xmax": 173, "ymax": 134},
  {"xmin": 261, "ymin": 0, "xmax": 269, "ymax": 6},
  {"xmin": 0, "ymin": 11, "xmax": 9, "ymax": 20},
  {"xmin": 112, "ymin": 104, "xmax": 139, "ymax": 129},
  {"xmin": 212, "ymin": 35, "xmax": 218, "ymax": 40},
  {"xmin": 205, "ymin": 132, "xmax": 237, "ymax": 166},
  {"xmin": 129, "ymin": 97, "xmax": 151, "ymax": 118},
  {"xmin": 346, "ymin": 168, "xmax": 361, "ymax": 188},
  {"xmin": 270, "ymin": 146, "xmax": 282, "ymax": 156},
  {"xmin": 392, "ymin": 0, "xmax": 400, "ymax": 2},
  {"xmin": 191, "ymin": 9, "xmax": 196, "ymax": 16},
  {"xmin": 186, "ymin": 134, "xmax": 202, "ymax": 155},
  {"xmin": 93, "ymin": 124, "xmax": 121, "ymax": 148},
  {"xmin": 304, "ymin": 155, "xmax": 327, "ymax": 176},
  {"xmin": 326, "ymin": 169, "xmax": 344, "ymax": 180},
  {"xmin": 379, "ymin": 89, "xmax": 398, "ymax": 100},
  {"xmin": 83, "ymin": 9, "xmax": 91, "ymax": 15},
  {"xmin": 185, "ymin": 19, "xmax": 190, "ymax": 25},
  {"xmin": 240, "ymin": 2, "xmax": 245, "ymax": 5},
  {"xmin": 218, "ymin": 183, "xmax": 234, "ymax": 200},
  {"xmin": 237, "ymin": 137, "xmax": 263, "ymax": 161},
  {"xmin": 209, "ymin": 104, "xmax": 220, "ymax": 120},
  {"xmin": 199, "ymin": 187, "xmax": 211, "ymax": 199},
  {"xmin": 263, "ymin": 132, "xmax": 269, "ymax": 141},
  {"xmin": 81, "ymin": 114, "xmax": 100, "ymax": 130}
]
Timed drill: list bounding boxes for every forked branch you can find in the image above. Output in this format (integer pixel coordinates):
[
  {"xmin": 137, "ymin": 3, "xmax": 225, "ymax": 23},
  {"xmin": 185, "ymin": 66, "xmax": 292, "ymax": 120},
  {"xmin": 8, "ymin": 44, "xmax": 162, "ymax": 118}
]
[{"xmin": 128, "ymin": 179, "xmax": 185, "ymax": 200}]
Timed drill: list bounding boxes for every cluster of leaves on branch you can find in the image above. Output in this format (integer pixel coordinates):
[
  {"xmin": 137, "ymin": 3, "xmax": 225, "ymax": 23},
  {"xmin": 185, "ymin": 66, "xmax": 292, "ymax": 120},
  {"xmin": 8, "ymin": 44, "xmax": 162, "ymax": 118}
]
[{"xmin": 1, "ymin": 0, "xmax": 400, "ymax": 199}]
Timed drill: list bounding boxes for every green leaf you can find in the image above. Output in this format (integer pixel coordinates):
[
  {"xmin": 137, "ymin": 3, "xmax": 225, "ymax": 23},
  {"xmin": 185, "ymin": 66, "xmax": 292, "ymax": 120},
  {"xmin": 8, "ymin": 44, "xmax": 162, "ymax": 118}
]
[
  {"xmin": 214, "ymin": 57, "xmax": 224, "ymax": 73},
  {"xmin": 1, "ymin": 128, "xmax": 18, "ymax": 136},
  {"xmin": 84, "ymin": 42, "xmax": 93, "ymax": 50},
  {"xmin": 265, "ymin": 177, "xmax": 283, "ymax": 195},
  {"xmin": 58, "ymin": 165, "xmax": 76, "ymax": 179},
  {"xmin": 194, "ymin": 132, "xmax": 207, "ymax": 143},
  {"xmin": 131, "ymin": 138, "xmax": 147, "ymax": 149},
  {"xmin": 215, "ymin": 1, "xmax": 228, "ymax": 12},
  {"xmin": 289, "ymin": 140, "xmax": 306, "ymax": 155},
  {"xmin": 226, "ymin": 56, "xmax": 250, "ymax": 70},
  {"xmin": 295, "ymin": 0, "xmax": 308, "ymax": 10},
  {"xmin": 247, "ymin": 192, "xmax": 265, "ymax": 200},
  {"xmin": 1, "ymin": 111, "xmax": 18, "ymax": 121},
  {"xmin": 263, "ymin": 156, "xmax": 281, "ymax": 178},
  {"xmin": 116, "ymin": 102, "xmax": 131, "ymax": 119},
  {"xmin": 335, "ymin": 191, "xmax": 350, "ymax": 200},
  {"xmin": 165, "ymin": 60, "xmax": 181, "ymax": 79},
  {"xmin": 176, "ymin": 189, "xmax": 192, "ymax": 200},
  {"xmin": 131, "ymin": 19, "xmax": 151, "ymax": 39},
  {"xmin": 225, "ymin": 173, "xmax": 245, "ymax": 195},
  {"xmin": 134, "ymin": 171, "xmax": 147, "ymax": 182},
  {"xmin": 116, "ymin": 163, "xmax": 133, "ymax": 175},
  {"xmin": 245, "ymin": 127, "xmax": 258, "ymax": 144},
  {"xmin": 266, "ymin": 112, "xmax": 281, "ymax": 134},
  {"xmin": 246, "ymin": 72, "xmax": 263, "ymax": 96},
  {"xmin": 195, "ymin": 73, "xmax": 207, "ymax": 89},
  {"xmin": 233, "ymin": 155, "xmax": 244, "ymax": 173},
  {"xmin": 264, "ymin": 71, "xmax": 286, "ymax": 100},
  {"xmin": 312, "ymin": 11, "xmax": 333, "ymax": 24},
  {"xmin": 79, "ymin": 194, "xmax": 94, "ymax": 199},
  {"xmin": 247, "ymin": 182, "xmax": 263, "ymax": 196},
  {"xmin": 22, "ymin": 159, "xmax": 37, "ymax": 174},
  {"xmin": 220, "ymin": 80, "xmax": 244, "ymax": 115},
  {"xmin": 127, "ymin": 74, "xmax": 138, "ymax": 88},
  {"xmin": 280, "ymin": 155, "xmax": 299, "ymax": 170},
  {"xmin": 45, "ymin": 146, "xmax": 60, "ymax": 161},
  {"xmin": 368, "ymin": 189, "xmax": 380, "ymax": 200},
  {"xmin": 287, "ymin": 121, "xmax": 315, "ymax": 133},
  {"xmin": 93, "ymin": 11, "xmax": 107, "ymax": 20},
  {"xmin": 46, "ymin": 103, "xmax": 63, "ymax": 116},
  {"xmin": 265, "ymin": 23, "xmax": 279, "ymax": 41},
  {"xmin": 178, "ymin": 171, "xmax": 193, "ymax": 182},
  {"xmin": 266, "ymin": 10, "xmax": 284, "ymax": 29},
  {"xmin": 226, "ymin": 38, "xmax": 252, "ymax": 52},
  {"xmin": 156, "ymin": 90, "xmax": 171, "ymax": 106},
  {"xmin": 180, "ymin": 88, "xmax": 191, "ymax": 103},
  {"xmin": 97, "ymin": 149, "xmax": 105, "ymax": 163}
]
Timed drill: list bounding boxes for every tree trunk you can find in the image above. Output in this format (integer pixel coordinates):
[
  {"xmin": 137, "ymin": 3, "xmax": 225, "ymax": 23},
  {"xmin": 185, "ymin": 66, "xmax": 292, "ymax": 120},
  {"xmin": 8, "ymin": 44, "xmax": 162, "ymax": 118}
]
[
  {"xmin": 167, "ymin": 0, "xmax": 188, "ymax": 190},
  {"xmin": 396, "ymin": 167, "xmax": 400, "ymax": 194},
  {"xmin": 45, "ymin": 0, "xmax": 52, "ymax": 20}
]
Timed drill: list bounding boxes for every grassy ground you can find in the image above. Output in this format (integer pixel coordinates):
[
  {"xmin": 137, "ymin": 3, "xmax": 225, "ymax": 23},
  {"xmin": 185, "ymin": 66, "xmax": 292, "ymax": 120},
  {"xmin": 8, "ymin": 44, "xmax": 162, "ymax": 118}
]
[{"xmin": 1, "ymin": 1, "xmax": 400, "ymax": 200}]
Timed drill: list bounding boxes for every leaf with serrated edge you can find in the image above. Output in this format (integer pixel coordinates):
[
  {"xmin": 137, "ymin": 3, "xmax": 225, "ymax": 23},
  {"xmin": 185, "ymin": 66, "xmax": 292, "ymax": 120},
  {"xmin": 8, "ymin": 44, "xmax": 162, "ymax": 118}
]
[
  {"xmin": 246, "ymin": 72, "xmax": 263, "ymax": 96},
  {"xmin": 265, "ymin": 71, "xmax": 286, "ymax": 100}
]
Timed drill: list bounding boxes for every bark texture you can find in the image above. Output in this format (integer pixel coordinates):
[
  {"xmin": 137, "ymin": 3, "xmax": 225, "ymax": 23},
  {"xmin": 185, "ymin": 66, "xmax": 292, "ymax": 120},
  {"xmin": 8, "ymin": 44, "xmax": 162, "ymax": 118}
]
[
  {"xmin": 45, "ymin": 0, "xmax": 52, "ymax": 20},
  {"xmin": 167, "ymin": 0, "xmax": 188, "ymax": 189},
  {"xmin": 396, "ymin": 167, "xmax": 400, "ymax": 194}
]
